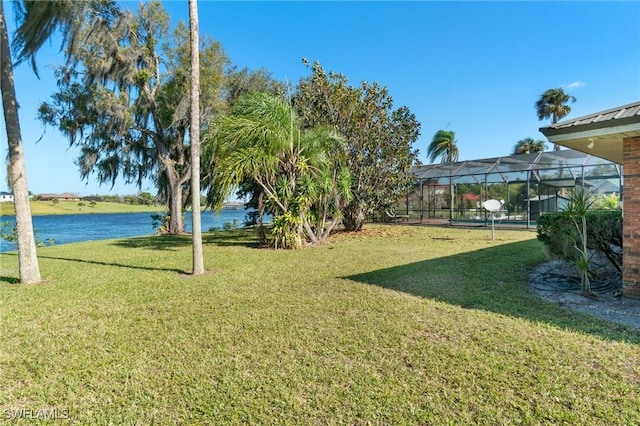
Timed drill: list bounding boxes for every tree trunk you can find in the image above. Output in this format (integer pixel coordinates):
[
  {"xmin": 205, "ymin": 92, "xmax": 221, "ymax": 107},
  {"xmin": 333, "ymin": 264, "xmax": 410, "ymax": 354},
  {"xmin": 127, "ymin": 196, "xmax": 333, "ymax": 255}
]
[
  {"xmin": 256, "ymin": 192, "xmax": 268, "ymax": 245},
  {"xmin": 0, "ymin": 3, "xmax": 41, "ymax": 284},
  {"xmin": 188, "ymin": 0, "xmax": 204, "ymax": 275},
  {"xmin": 343, "ymin": 202, "xmax": 365, "ymax": 231},
  {"xmin": 167, "ymin": 180, "xmax": 184, "ymax": 234}
]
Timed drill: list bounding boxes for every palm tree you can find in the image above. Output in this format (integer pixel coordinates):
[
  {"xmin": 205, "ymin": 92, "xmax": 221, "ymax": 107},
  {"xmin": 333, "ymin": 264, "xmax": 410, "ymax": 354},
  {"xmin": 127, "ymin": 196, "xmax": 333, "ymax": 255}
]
[
  {"xmin": 13, "ymin": 1, "xmax": 87, "ymax": 74},
  {"xmin": 427, "ymin": 129, "xmax": 458, "ymax": 224},
  {"xmin": 512, "ymin": 137, "xmax": 546, "ymax": 155},
  {"xmin": 0, "ymin": 1, "xmax": 40, "ymax": 283},
  {"xmin": 188, "ymin": 0, "xmax": 204, "ymax": 275},
  {"xmin": 3, "ymin": 0, "xmax": 117, "ymax": 284},
  {"xmin": 427, "ymin": 129, "xmax": 458, "ymax": 164},
  {"xmin": 535, "ymin": 88, "xmax": 576, "ymax": 151},
  {"xmin": 210, "ymin": 92, "xmax": 349, "ymax": 249}
]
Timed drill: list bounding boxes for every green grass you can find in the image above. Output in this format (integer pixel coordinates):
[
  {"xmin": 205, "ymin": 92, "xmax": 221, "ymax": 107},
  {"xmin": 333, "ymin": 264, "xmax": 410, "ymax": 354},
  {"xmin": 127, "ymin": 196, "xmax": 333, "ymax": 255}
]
[
  {"xmin": 0, "ymin": 200, "xmax": 162, "ymax": 217},
  {"xmin": 1, "ymin": 225, "xmax": 639, "ymax": 424}
]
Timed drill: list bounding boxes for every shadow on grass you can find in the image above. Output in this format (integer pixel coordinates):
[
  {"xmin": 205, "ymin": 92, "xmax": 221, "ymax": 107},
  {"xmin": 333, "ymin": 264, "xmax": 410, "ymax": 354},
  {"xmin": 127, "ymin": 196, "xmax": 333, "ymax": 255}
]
[
  {"xmin": 1, "ymin": 252, "xmax": 186, "ymax": 275},
  {"xmin": 0, "ymin": 275, "xmax": 20, "ymax": 284},
  {"xmin": 344, "ymin": 239, "xmax": 640, "ymax": 345},
  {"xmin": 110, "ymin": 227, "xmax": 262, "ymax": 250},
  {"xmin": 0, "ymin": 229, "xmax": 264, "ymax": 284}
]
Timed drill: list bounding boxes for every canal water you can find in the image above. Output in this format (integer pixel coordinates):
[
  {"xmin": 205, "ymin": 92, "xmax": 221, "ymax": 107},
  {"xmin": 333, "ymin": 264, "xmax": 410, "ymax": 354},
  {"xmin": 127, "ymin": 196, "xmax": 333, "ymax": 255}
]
[{"xmin": 0, "ymin": 209, "xmax": 252, "ymax": 252}]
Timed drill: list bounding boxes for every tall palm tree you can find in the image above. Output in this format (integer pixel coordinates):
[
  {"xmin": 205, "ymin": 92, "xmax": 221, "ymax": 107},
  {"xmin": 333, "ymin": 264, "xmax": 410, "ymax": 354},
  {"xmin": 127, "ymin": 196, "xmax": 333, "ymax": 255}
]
[
  {"xmin": 427, "ymin": 129, "xmax": 458, "ymax": 224},
  {"xmin": 188, "ymin": 0, "xmax": 204, "ymax": 275},
  {"xmin": 1, "ymin": 1, "xmax": 39, "ymax": 283},
  {"xmin": 3, "ymin": 0, "xmax": 117, "ymax": 284},
  {"xmin": 535, "ymin": 88, "xmax": 576, "ymax": 151},
  {"xmin": 512, "ymin": 137, "xmax": 546, "ymax": 155}
]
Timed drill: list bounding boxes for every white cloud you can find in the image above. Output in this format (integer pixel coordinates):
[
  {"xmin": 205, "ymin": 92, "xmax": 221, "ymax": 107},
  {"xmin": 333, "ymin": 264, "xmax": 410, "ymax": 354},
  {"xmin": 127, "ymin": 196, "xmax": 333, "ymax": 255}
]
[{"xmin": 566, "ymin": 81, "xmax": 586, "ymax": 89}]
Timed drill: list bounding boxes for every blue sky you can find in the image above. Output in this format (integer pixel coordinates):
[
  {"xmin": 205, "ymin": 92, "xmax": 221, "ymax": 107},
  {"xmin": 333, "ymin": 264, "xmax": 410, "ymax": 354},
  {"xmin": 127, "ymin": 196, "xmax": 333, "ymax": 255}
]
[{"xmin": 1, "ymin": 1, "xmax": 639, "ymax": 196}]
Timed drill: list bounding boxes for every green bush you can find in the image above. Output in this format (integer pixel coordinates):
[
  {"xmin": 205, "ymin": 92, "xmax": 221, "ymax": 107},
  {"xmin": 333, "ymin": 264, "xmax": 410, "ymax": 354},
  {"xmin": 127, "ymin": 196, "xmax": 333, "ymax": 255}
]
[{"xmin": 537, "ymin": 210, "xmax": 622, "ymax": 273}]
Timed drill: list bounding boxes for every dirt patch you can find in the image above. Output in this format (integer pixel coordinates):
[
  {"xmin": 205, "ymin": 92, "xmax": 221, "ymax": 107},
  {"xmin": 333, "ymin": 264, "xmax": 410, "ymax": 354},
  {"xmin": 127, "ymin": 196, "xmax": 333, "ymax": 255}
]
[{"xmin": 528, "ymin": 259, "xmax": 640, "ymax": 329}]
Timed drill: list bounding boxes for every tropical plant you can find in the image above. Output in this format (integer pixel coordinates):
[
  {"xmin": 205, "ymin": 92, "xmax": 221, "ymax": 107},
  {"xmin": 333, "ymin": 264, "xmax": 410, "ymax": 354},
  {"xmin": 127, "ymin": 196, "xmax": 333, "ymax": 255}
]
[
  {"xmin": 201, "ymin": 66, "xmax": 285, "ymax": 245},
  {"xmin": 294, "ymin": 60, "xmax": 420, "ymax": 232},
  {"xmin": 37, "ymin": 1, "xmax": 228, "ymax": 234},
  {"xmin": 206, "ymin": 92, "xmax": 351, "ymax": 249},
  {"xmin": 535, "ymin": 88, "xmax": 576, "ymax": 150},
  {"xmin": 512, "ymin": 137, "xmax": 546, "ymax": 155},
  {"xmin": 564, "ymin": 188, "xmax": 596, "ymax": 295}
]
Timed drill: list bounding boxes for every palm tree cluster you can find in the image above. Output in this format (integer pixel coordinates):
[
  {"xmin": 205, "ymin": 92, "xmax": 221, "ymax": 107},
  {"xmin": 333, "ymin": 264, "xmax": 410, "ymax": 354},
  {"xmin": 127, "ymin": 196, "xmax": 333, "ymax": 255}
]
[{"xmin": 206, "ymin": 93, "xmax": 352, "ymax": 249}]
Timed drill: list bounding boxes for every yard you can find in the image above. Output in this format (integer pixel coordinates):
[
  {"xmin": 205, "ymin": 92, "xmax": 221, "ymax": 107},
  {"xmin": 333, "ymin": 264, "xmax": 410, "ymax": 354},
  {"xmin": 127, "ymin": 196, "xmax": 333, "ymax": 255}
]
[{"xmin": 1, "ymin": 225, "xmax": 639, "ymax": 424}]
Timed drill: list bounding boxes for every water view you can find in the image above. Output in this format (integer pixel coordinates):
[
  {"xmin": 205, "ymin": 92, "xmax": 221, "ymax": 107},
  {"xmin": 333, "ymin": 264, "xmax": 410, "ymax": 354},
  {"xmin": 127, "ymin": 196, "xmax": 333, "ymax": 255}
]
[{"xmin": 0, "ymin": 209, "xmax": 252, "ymax": 252}]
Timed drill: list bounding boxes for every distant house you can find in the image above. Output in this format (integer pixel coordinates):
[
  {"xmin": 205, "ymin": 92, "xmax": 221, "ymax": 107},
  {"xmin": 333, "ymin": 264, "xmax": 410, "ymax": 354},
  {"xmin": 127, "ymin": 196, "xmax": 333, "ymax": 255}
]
[
  {"xmin": 461, "ymin": 193, "xmax": 480, "ymax": 208},
  {"xmin": 0, "ymin": 191, "xmax": 14, "ymax": 202},
  {"xmin": 39, "ymin": 193, "xmax": 82, "ymax": 202}
]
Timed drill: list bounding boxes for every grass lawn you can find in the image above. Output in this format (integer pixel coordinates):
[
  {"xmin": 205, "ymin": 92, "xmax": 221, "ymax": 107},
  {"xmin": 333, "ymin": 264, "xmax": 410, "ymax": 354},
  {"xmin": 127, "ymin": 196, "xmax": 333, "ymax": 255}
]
[
  {"xmin": 1, "ymin": 225, "xmax": 639, "ymax": 424},
  {"xmin": 0, "ymin": 200, "xmax": 162, "ymax": 217}
]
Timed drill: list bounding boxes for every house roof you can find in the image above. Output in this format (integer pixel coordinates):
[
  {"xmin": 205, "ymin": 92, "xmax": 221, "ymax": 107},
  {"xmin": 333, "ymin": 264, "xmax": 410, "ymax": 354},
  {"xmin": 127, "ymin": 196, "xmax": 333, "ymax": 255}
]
[
  {"xmin": 539, "ymin": 101, "xmax": 640, "ymax": 164},
  {"xmin": 39, "ymin": 192, "xmax": 82, "ymax": 199},
  {"xmin": 462, "ymin": 193, "xmax": 480, "ymax": 201}
]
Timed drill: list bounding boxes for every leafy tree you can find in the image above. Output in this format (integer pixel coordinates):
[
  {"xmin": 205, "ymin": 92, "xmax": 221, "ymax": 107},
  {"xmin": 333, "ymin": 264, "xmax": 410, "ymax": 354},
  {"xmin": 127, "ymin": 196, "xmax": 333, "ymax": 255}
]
[
  {"xmin": 535, "ymin": 88, "xmax": 576, "ymax": 151},
  {"xmin": 294, "ymin": 60, "xmax": 420, "ymax": 231},
  {"xmin": 224, "ymin": 66, "xmax": 286, "ymax": 108},
  {"xmin": 512, "ymin": 137, "xmax": 546, "ymax": 155},
  {"xmin": 37, "ymin": 1, "xmax": 228, "ymax": 234},
  {"xmin": 207, "ymin": 92, "xmax": 351, "ymax": 248}
]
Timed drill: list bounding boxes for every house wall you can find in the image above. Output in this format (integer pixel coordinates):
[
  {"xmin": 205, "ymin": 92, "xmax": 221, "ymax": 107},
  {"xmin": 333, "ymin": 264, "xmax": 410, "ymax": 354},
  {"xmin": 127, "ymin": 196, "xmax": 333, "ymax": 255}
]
[{"xmin": 622, "ymin": 136, "xmax": 640, "ymax": 299}]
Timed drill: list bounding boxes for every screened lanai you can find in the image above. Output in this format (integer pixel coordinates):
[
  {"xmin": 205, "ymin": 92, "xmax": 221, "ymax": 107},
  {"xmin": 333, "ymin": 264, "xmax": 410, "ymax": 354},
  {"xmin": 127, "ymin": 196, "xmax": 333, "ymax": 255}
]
[{"xmin": 397, "ymin": 149, "xmax": 621, "ymax": 227}]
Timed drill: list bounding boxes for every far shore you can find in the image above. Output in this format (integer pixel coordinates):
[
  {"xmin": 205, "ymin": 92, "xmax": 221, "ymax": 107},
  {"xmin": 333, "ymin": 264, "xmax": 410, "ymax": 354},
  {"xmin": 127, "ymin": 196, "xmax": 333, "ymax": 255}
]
[{"xmin": 0, "ymin": 200, "xmax": 244, "ymax": 217}]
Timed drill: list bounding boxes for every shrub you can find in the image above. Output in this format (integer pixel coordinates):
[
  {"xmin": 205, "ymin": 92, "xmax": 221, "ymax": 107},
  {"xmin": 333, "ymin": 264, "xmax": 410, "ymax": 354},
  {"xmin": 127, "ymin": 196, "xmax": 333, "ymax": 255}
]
[{"xmin": 537, "ymin": 209, "xmax": 622, "ymax": 273}]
